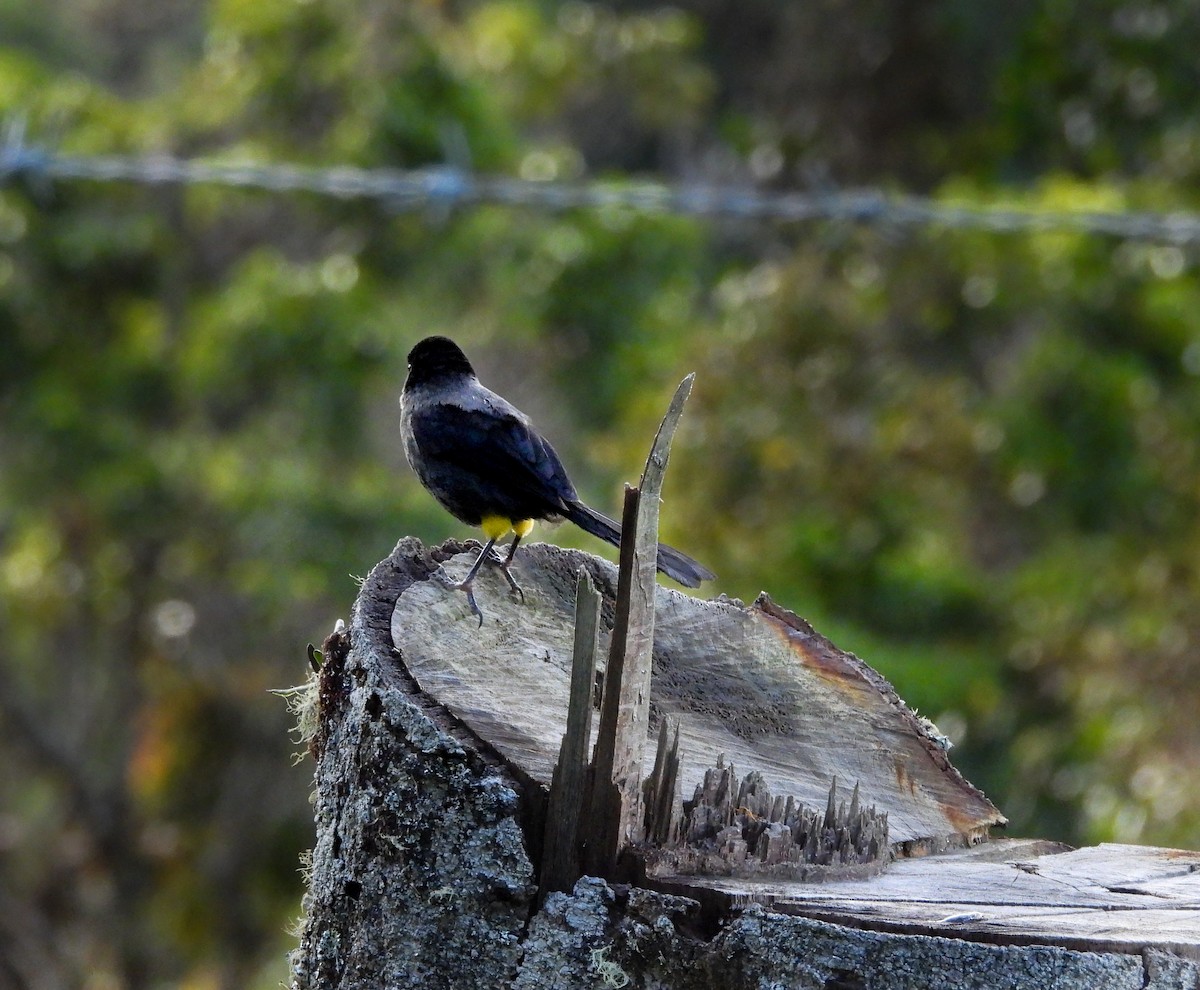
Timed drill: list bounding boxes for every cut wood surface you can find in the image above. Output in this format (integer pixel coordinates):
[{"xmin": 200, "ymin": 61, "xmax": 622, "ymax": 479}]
[
  {"xmin": 387, "ymin": 538, "xmax": 1200, "ymax": 962},
  {"xmin": 294, "ymin": 536, "xmax": 1200, "ymax": 989},
  {"xmin": 650, "ymin": 839, "xmax": 1200, "ymax": 959},
  {"xmin": 391, "ymin": 538, "xmax": 1002, "ymax": 850}
]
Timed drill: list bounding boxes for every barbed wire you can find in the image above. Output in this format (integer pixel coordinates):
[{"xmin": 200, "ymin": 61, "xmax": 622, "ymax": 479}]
[{"xmin": 4, "ymin": 120, "xmax": 1200, "ymax": 243}]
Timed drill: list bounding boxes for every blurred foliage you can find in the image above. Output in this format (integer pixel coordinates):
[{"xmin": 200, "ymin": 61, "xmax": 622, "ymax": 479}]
[{"xmin": 2, "ymin": 0, "xmax": 1200, "ymax": 987}]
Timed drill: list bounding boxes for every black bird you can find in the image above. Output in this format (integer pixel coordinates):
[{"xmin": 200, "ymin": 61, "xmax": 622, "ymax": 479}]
[{"xmin": 400, "ymin": 336, "xmax": 715, "ymax": 623}]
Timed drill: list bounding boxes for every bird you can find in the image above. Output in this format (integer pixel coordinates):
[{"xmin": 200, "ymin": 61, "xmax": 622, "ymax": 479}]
[{"xmin": 399, "ymin": 335, "xmax": 715, "ymax": 624}]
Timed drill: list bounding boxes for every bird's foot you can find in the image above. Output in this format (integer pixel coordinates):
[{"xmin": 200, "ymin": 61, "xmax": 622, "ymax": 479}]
[
  {"xmin": 432, "ymin": 566, "xmax": 486, "ymax": 625},
  {"xmin": 452, "ymin": 579, "xmax": 485, "ymax": 628},
  {"xmin": 491, "ymin": 536, "xmax": 526, "ymax": 604},
  {"xmin": 494, "ymin": 561, "xmax": 525, "ymax": 604}
]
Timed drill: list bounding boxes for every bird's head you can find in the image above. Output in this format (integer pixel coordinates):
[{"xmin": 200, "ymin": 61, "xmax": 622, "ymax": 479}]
[{"xmin": 405, "ymin": 336, "xmax": 476, "ymax": 388}]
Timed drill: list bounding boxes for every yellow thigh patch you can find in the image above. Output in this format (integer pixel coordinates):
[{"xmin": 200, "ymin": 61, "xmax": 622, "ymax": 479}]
[
  {"xmin": 512, "ymin": 519, "xmax": 535, "ymax": 538},
  {"xmin": 480, "ymin": 514, "xmax": 514, "ymax": 540}
]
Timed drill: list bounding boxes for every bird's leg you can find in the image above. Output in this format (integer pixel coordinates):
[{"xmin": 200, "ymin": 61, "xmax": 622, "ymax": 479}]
[
  {"xmin": 448, "ymin": 537, "xmax": 496, "ymax": 627},
  {"xmin": 494, "ymin": 534, "xmax": 525, "ymax": 603}
]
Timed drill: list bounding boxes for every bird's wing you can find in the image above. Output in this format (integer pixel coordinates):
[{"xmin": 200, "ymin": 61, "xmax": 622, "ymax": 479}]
[{"xmin": 409, "ymin": 400, "xmax": 577, "ymax": 509}]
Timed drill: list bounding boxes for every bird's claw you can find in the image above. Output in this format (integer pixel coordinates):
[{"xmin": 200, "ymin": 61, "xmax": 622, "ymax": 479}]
[
  {"xmin": 453, "ymin": 579, "xmax": 485, "ymax": 627},
  {"xmin": 435, "ymin": 547, "xmax": 524, "ymax": 625},
  {"xmin": 495, "ymin": 562, "xmax": 525, "ymax": 604},
  {"xmin": 432, "ymin": 567, "xmax": 486, "ymax": 625},
  {"xmin": 492, "ymin": 556, "xmax": 525, "ymax": 602},
  {"xmin": 465, "ymin": 588, "xmax": 484, "ymax": 628}
]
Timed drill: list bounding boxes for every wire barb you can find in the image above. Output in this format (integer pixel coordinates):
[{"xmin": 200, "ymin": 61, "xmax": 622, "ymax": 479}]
[{"xmin": 4, "ymin": 119, "xmax": 1200, "ymax": 243}]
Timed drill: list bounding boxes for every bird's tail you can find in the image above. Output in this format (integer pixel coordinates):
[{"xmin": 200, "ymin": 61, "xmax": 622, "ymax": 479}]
[{"xmin": 562, "ymin": 500, "xmax": 716, "ymax": 588}]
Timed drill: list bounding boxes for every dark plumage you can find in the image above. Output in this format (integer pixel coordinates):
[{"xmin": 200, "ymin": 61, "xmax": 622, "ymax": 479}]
[{"xmin": 399, "ymin": 336, "xmax": 714, "ymax": 622}]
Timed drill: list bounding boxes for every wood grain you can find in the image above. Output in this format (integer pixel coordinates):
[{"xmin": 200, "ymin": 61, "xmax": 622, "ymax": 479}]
[
  {"xmin": 651, "ymin": 840, "xmax": 1200, "ymax": 958},
  {"xmin": 391, "ymin": 540, "xmax": 1002, "ymax": 849}
]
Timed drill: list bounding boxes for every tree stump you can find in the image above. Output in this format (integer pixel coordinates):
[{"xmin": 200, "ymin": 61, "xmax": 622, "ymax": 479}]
[{"xmin": 290, "ymin": 539, "xmax": 1200, "ymax": 989}]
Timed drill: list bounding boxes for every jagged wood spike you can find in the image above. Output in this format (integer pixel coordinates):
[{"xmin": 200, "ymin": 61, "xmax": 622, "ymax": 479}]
[
  {"xmin": 661, "ymin": 719, "xmax": 681, "ymax": 844},
  {"xmin": 585, "ymin": 376, "xmax": 695, "ymax": 876},
  {"xmin": 584, "ymin": 486, "xmax": 644, "ymax": 874},
  {"xmin": 643, "ymin": 716, "xmax": 672, "ymax": 829},
  {"xmin": 644, "ymin": 715, "xmax": 682, "ymax": 845},
  {"xmin": 824, "ymin": 777, "xmax": 838, "ymax": 832},
  {"xmin": 647, "ymin": 761, "xmax": 890, "ymax": 879},
  {"xmin": 806, "ymin": 824, "xmax": 819, "ymax": 861},
  {"xmin": 539, "ymin": 569, "xmax": 602, "ymax": 899},
  {"xmin": 721, "ymin": 766, "xmax": 735, "ymax": 826}
]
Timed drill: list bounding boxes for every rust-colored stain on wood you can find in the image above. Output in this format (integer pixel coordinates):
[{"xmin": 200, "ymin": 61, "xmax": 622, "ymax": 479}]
[{"xmin": 756, "ymin": 599, "xmax": 877, "ymax": 691}]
